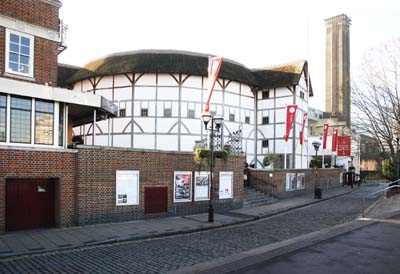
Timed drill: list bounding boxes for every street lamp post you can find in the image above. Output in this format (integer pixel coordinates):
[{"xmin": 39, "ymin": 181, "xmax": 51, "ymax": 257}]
[
  {"xmin": 312, "ymin": 140, "xmax": 322, "ymax": 199},
  {"xmin": 201, "ymin": 111, "xmax": 223, "ymax": 223}
]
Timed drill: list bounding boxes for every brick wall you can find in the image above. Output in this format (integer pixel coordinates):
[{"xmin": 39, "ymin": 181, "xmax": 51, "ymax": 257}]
[
  {"xmin": 0, "ymin": 148, "xmax": 77, "ymax": 232},
  {"xmin": 0, "ymin": 0, "xmax": 60, "ymax": 85},
  {"xmin": 77, "ymin": 147, "xmax": 244, "ymax": 225},
  {"xmin": 0, "ymin": 0, "xmax": 60, "ymax": 31},
  {"xmin": 249, "ymin": 168, "xmax": 344, "ymax": 198},
  {"xmin": 0, "ymin": 146, "xmax": 244, "ymax": 232}
]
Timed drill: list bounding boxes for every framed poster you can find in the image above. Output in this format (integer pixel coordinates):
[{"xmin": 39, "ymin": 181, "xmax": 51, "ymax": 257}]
[
  {"xmin": 285, "ymin": 173, "xmax": 296, "ymax": 191},
  {"xmin": 194, "ymin": 171, "xmax": 210, "ymax": 201},
  {"xmin": 219, "ymin": 172, "xmax": 233, "ymax": 199},
  {"xmin": 174, "ymin": 171, "xmax": 192, "ymax": 203},
  {"xmin": 116, "ymin": 170, "xmax": 139, "ymax": 206},
  {"xmin": 297, "ymin": 173, "xmax": 305, "ymax": 189}
]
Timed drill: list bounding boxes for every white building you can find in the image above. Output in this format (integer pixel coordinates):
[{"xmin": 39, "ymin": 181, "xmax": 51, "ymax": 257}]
[{"xmin": 63, "ymin": 50, "xmax": 313, "ymax": 168}]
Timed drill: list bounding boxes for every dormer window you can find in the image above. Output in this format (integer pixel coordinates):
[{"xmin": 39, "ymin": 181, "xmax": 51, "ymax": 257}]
[{"xmin": 5, "ymin": 29, "xmax": 34, "ymax": 78}]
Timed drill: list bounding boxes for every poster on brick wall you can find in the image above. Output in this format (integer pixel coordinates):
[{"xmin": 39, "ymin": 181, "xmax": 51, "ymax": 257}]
[
  {"xmin": 286, "ymin": 173, "xmax": 296, "ymax": 191},
  {"xmin": 297, "ymin": 173, "xmax": 305, "ymax": 189},
  {"xmin": 116, "ymin": 170, "xmax": 139, "ymax": 206},
  {"xmin": 219, "ymin": 172, "xmax": 233, "ymax": 199},
  {"xmin": 195, "ymin": 171, "xmax": 210, "ymax": 201},
  {"xmin": 174, "ymin": 171, "xmax": 192, "ymax": 203}
]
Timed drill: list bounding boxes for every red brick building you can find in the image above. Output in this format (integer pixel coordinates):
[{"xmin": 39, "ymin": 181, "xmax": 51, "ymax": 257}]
[{"xmin": 0, "ymin": 0, "xmax": 246, "ymax": 233}]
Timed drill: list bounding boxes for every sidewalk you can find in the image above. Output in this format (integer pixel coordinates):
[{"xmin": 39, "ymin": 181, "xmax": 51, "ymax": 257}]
[{"xmin": 0, "ymin": 186, "xmax": 356, "ymax": 258}]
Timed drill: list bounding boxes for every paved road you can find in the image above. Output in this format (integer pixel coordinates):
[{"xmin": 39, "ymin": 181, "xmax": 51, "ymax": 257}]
[
  {"xmin": 228, "ymin": 215, "xmax": 400, "ymax": 274},
  {"xmin": 0, "ymin": 185, "xmax": 383, "ymax": 274}
]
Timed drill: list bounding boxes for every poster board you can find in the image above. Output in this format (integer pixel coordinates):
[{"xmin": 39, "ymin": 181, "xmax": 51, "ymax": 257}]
[
  {"xmin": 286, "ymin": 173, "xmax": 296, "ymax": 191},
  {"xmin": 174, "ymin": 171, "xmax": 192, "ymax": 203},
  {"xmin": 194, "ymin": 171, "xmax": 210, "ymax": 201},
  {"xmin": 219, "ymin": 172, "xmax": 233, "ymax": 199},
  {"xmin": 116, "ymin": 170, "xmax": 139, "ymax": 206},
  {"xmin": 297, "ymin": 173, "xmax": 305, "ymax": 189}
]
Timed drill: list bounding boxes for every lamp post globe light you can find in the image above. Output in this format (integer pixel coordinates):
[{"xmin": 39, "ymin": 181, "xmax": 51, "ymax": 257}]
[
  {"xmin": 312, "ymin": 140, "xmax": 321, "ymax": 158},
  {"xmin": 201, "ymin": 111, "xmax": 223, "ymax": 222}
]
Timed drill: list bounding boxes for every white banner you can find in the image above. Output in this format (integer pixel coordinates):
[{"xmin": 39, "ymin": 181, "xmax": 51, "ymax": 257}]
[
  {"xmin": 195, "ymin": 171, "xmax": 210, "ymax": 201},
  {"xmin": 116, "ymin": 170, "xmax": 139, "ymax": 206},
  {"xmin": 219, "ymin": 172, "xmax": 233, "ymax": 199}
]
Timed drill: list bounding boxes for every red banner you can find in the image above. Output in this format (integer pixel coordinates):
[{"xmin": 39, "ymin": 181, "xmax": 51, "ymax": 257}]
[
  {"xmin": 322, "ymin": 123, "xmax": 329, "ymax": 149},
  {"xmin": 337, "ymin": 136, "xmax": 351, "ymax": 156},
  {"xmin": 205, "ymin": 57, "xmax": 223, "ymax": 112},
  {"xmin": 284, "ymin": 105, "xmax": 298, "ymax": 142},
  {"xmin": 332, "ymin": 128, "xmax": 338, "ymax": 152},
  {"xmin": 299, "ymin": 113, "xmax": 308, "ymax": 145}
]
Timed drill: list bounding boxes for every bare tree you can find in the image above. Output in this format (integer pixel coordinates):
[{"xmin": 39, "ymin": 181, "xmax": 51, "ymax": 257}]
[{"xmin": 352, "ymin": 38, "xmax": 400, "ymax": 164}]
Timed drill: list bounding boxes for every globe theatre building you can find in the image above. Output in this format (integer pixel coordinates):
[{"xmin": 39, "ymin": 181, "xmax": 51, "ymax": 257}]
[{"xmin": 63, "ymin": 50, "xmax": 312, "ymax": 168}]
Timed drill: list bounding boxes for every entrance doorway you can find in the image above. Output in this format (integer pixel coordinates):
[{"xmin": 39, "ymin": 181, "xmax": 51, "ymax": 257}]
[
  {"xmin": 6, "ymin": 178, "xmax": 57, "ymax": 231},
  {"xmin": 144, "ymin": 186, "xmax": 168, "ymax": 214}
]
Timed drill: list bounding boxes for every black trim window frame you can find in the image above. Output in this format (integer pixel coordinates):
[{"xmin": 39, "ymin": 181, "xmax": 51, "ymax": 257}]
[
  {"xmin": 34, "ymin": 99, "xmax": 54, "ymax": 145},
  {"xmin": 262, "ymin": 90, "xmax": 270, "ymax": 99},
  {"xmin": 262, "ymin": 116, "xmax": 269, "ymax": 125},
  {"xmin": 141, "ymin": 108, "xmax": 148, "ymax": 117},
  {"xmin": 262, "ymin": 139, "xmax": 269, "ymax": 148},
  {"xmin": 10, "ymin": 96, "xmax": 32, "ymax": 144},
  {"xmin": 0, "ymin": 94, "xmax": 7, "ymax": 142},
  {"xmin": 164, "ymin": 108, "xmax": 172, "ymax": 117},
  {"xmin": 119, "ymin": 108, "xmax": 126, "ymax": 117}
]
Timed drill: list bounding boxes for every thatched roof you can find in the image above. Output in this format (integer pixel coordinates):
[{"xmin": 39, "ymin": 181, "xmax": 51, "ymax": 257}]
[
  {"xmin": 57, "ymin": 63, "xmax": 80, "ymax": 88},
  {"xmin": 66, "ymin": 50, "xmax": 257, "ymax": 86},
  {"xmin": 62, "ymin": 50, "xmax": 312, "ymax": 94}
]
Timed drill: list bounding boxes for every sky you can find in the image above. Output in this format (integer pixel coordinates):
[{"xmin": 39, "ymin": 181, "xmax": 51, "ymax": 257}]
[{"xmin": 58, "ymin": 0, "xmax": 400, "ymax": 110}]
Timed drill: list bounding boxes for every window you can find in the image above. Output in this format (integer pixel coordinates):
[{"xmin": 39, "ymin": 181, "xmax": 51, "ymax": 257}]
[
  {"xmin": 262, "ymin": 116, "xmax": 269, "ymax": 125},
  {"xmin": 119, "ymin": 109, "xmax": 126, "ymax": 117},
  {"xmin": 164, "ymin": 108, "xmax": 172, "ymax": 117},
  {"xmin": 188, "ymin": 109, "xmax": 195, "ymax": 119},
  {"xmin": 10, "ymin": 96, "xmax": 31, "ymax": 143},
  {"xmin": 35, "ymin": 100, "xmax": 54, "ymax": 145},
  {"xmin": 229, "ymin": 114, "xmax": 235, "ymax": 122},
  {"xmin": 300, "ymin": 91, "xmax": 305, "ymax": 99},
  {"xmin": 59, "ymin": 103, "xmax": 64, "ymax": 147},
  {"xmin": 245, "ymin": 116, "xmax": 250, "ymax": 124},
  {"xmin": 141, "ymin": 108, "xmax": 148, "ymax": 117},
  {"xmin": 262, "ymin": 139, "xmax": 269, "ymax": 148},
  {"xmin": 0, "ymin": 94, "xmax": 6, "ymax": 142},
  {"xmin": 262, "ymin": 90, "xmax": 270, "ymax": 99},
  {"xmin": 6, "ymin": 29, "xmax": 34, "ymax": 77}
]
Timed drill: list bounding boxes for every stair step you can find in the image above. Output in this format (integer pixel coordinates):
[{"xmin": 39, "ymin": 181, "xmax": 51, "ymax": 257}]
[{"xmin": 243, "ymin": 187, "xmax": 278, "ymax": 208}]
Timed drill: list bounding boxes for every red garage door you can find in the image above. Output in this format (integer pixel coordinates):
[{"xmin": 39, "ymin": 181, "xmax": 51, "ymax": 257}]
[
  {"xmin": 144, "ymin": 187, "xmax": 168, "ymax": 214},
  {"xmin": 6, "ymin": 178, "xmax": 56, "ymax": 231}
]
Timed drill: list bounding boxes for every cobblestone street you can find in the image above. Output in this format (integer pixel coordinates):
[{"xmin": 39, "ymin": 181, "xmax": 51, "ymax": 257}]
[{"xmin": 0, "ymin": 185, "xmax": 383, "ymax": 274}]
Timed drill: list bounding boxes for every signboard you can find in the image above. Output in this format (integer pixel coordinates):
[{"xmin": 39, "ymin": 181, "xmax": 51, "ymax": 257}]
[
  {"xmin": 173, "ymin": 171, "xmax": 192, "ymax": 203},
  {"xmin": 116, "ymin": 170, "xmax": 139, "ymax": 206},
  {"xmin": 286, "ymin": 173, "xmax": 296, "ymax": 191},
  {"xmin": 219, "ymin": 172, "xmax": 233, "ymax": 199},
  {"xmin": 194, "ymin": 171, "xmax": 210, "ymax": 201},
  {"xmin": 337, "ymin": 136, "xmax": 351, "ymax": 156},
  {"xmin": 297, "ymin": 173, "xmax": 305, "ymax": 189}
]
